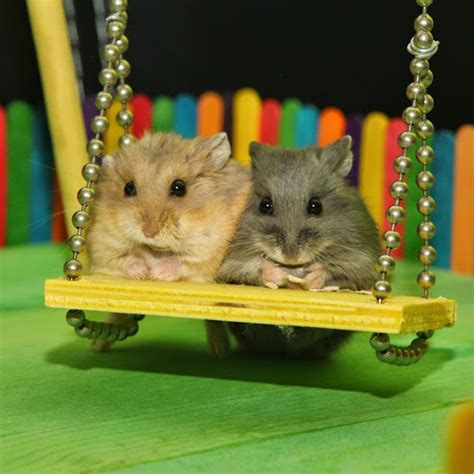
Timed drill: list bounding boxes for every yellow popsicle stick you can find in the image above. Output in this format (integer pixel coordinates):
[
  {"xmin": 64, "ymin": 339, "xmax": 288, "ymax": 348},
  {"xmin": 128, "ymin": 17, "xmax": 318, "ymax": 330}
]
[
  {"xmin": 359, "ymin": 112, "xmax": 389, "ymax": 228},
  {"xmin": 104, "ymin": 101, "xmax": 124, "ymax": 155},
  {"xmin": 233, "ymin": 88, "xmax": 262, "ymax": 165}
]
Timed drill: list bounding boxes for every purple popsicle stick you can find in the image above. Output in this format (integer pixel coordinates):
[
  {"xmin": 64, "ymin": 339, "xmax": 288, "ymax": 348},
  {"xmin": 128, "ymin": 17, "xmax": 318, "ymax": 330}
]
[{"xmin": 82, "ymin": 95, "xmax": 96, "ymax": 141}]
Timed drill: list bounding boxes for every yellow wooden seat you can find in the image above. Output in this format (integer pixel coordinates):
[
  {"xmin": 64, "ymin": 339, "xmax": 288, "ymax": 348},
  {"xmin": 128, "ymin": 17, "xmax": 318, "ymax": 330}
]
[{"xmin": 45, "ymin": 275, "xmax": 456, "ymax": 334}]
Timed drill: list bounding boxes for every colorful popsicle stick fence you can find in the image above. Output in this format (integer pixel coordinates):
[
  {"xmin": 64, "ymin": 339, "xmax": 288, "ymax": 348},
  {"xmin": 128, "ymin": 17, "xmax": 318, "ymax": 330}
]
[{"xmin": 1, "ymin": 91, "xmax": 472, "ymax": 275}]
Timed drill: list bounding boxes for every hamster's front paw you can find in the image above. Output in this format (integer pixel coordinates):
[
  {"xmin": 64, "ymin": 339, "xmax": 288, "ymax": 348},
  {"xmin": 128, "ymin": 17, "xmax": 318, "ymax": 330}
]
[
  {"xmin": 126, "ymin": 259, "xmax": 149, "ymax": 280},
  {"xmin": 303, "ymin": 263, "xmax": 327, "ymax": 290},
  {"xmin": 149, "ymin": 257, "xmax": 182, "ymax": 281},
  {"xmin": 261, "ymin": 260, "xmax": 288, "ymax": 289}
]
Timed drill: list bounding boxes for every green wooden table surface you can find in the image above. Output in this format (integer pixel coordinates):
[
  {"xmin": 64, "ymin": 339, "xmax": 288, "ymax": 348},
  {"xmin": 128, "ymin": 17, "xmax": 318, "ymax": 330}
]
[{"xmin": 1, "ymin": 244, "xmax": 473, "ymax": 473}]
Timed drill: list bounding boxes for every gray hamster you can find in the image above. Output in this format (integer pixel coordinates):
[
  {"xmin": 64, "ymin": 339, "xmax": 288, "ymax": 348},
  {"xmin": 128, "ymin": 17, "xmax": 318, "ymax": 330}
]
[{"xmin": 216, "ymin": 136, "xmax": 380, "ymax": 358}]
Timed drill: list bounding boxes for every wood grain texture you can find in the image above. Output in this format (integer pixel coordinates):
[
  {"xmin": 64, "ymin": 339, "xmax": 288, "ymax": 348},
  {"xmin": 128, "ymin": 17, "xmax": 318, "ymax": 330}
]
[{"xmin": 45, "ymin": 275, "xmax": 456, "ymax": 334}]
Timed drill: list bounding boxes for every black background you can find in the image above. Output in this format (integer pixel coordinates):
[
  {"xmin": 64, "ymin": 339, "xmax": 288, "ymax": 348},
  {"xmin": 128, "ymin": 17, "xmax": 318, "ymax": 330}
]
[{"xmin": 1, "ymin": 0, "xmax": 473, "ymax": 130}]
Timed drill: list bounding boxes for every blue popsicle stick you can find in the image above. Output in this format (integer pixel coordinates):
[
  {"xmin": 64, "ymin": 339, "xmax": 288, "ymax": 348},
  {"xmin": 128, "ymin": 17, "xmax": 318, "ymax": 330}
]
[
  {"xmin": 295, "ymin": 105, "xmax": 319, "ymax": 147},
  {"xmin": 174, "ymin": 94, "xmax": 197, "ymax": 138},
  {"xmin": 30, "ymin": 107, "xmax": 54, "ymax": 243},
  {"xmin": 432, "ymin": 130, "xmax": 455, "ymax": 269}
]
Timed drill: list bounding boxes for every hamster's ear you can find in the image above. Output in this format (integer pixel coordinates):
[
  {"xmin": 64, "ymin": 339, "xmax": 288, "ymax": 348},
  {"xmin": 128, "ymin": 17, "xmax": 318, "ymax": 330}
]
[
  {"xmin": 194, "ymin": 132, "xmax": 231, "ymax": 171},
  {"xmin": 320, "ymin": 135, "xmax": 353, "ymax": 177},
  {"xmin": 249, "ymin": 141, "xmax": 267, "ymax": 169}
]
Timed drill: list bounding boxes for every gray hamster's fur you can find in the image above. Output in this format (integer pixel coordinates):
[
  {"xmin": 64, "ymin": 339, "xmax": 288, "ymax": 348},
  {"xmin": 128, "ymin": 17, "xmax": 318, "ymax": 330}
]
[{"xmin": 216, "ymin": 136, "xmax": 381, "ymax": 358}]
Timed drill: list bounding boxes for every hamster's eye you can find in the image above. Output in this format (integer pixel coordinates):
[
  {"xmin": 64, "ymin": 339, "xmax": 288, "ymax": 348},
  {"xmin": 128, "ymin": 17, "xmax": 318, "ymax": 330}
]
[
  {"xmin": 307, "ymin": 197, "xmax": 322, "ymax": 216},
  {"xmin": 124, "ymin": 180, "xmax": 137, "ymax": 197},
  {"xmin": 259, "ymin": 197, "xmax": 273, "ymax": 215},
  {"xmin": 170, "ymin": 179, "xmax": 187, "ymax": 197}
]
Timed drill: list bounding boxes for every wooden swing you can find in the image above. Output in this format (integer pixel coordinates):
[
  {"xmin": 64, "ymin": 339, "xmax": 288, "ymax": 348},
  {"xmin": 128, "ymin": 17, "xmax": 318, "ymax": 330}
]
[{"xmin": 36, "ymin": 0, "xmax": 455, "ymax": 365}]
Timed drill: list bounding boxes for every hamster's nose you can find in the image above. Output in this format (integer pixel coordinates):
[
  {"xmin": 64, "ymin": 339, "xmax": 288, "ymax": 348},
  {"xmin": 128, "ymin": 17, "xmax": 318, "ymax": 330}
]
[{"xmin": 142, "ymin": 220, "xmax": 158, "ymax": 238}]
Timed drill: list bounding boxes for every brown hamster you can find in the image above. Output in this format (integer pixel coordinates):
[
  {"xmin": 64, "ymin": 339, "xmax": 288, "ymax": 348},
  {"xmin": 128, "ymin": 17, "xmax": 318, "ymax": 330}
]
[
  {"xmin": 216, "ymin": 136, "xmax": 380, "ymax": 358},
  {"xmin": 87, "ymin": 132, "xmax": 251, "ymax": 352}
]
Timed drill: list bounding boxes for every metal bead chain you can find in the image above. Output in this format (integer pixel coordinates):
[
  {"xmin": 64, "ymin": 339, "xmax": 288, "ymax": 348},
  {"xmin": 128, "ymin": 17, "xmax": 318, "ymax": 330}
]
[
  {"xmin": 66, "ymin": 310, "xmax": 144, "ymax": 342},
  {"xmin": 413, "ymin": 5, "xmax": 438, "ymax": 298},
  {"xmin": 371, "ymin": 0, "xmax": 438, "ymax": 365},
  {"xmin": 64, "ymin": 0, "xmax": 133, "ymax": 280},
  {"xmin": 370, "ymin": 331, "xmax": 433, "ymax": 366},
  {"xmin": 63, "ymin": 0, "xmax": 141, "ymax": 345}
]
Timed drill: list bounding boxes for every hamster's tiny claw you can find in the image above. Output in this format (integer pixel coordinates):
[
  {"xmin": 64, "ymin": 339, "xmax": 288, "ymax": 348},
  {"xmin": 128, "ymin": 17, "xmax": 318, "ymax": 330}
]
[
  {"xmin": 126, "ymin": 259, "xmax": 149, "ymax": 280},
  {"xmin": 261, "ymin": 259, "xmax": 288, "ymax": 289},
  {"xmin": 303, "ymin": 263, "xmax": 327, "ymax": 290},
  {"xmin": 149, "ymin": 256, "xmax": 182, "ymax": 282}
]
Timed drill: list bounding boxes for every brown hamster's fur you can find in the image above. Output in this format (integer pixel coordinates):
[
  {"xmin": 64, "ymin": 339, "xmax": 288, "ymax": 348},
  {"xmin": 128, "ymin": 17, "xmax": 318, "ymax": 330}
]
[
  {"xmin": 216, "ymin": 136, "xmax": 381, "ymax": 358},
  {"xmin": 87, "ymin": 132, "xmax": 251, "ymax": 353}
]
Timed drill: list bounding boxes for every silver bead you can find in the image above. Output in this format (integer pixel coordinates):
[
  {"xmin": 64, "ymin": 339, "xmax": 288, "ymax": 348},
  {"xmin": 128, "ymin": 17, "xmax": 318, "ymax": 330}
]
[
  {"xmin": 115, "ymin": 35, "xmax": 129, "ymax": 54},
  {"xmin": 82, "ymin": 163, "xmax": 101, "ymax": 181},
  {"xmin": 77, "ymin": 186, "xmax": 95, "ymax": 205},
  {"xmin": 417, "ymin": 196, "xmax": 436, "ymax": 216},
  {"xmin": 417, "ymin": 270, "xmax": 436, "ymax": 290},
  {"xmin": 90, "ymin": 115, "xmax": 109, "ymax": 134},
  {"xmin": 416, "ymin": 171, "xmax": 435, "ymax": 190},
  {"xmin": 69, "ymin": 235, "xmax": 86, "ymax": 253},
  {"xmin": 386, "ymin": 205, "xmax": 406, "ymax": 224},
  {"xmin": 119, "ymin": 134, "xmax": 136, "ymax": 147},
  {"xmin": 394, "ymin": 155, "xmax": 413, "ymax": 174},
  {"xmin": 116, "ymin": 59, "xmax": 131, "ymax": 79},
  {"xmin": 390, "ymin": 180, "xmax": 409, "ymax": 200},
  {"xmin": 410, "ymin": 58, "xmax": 429, "ymax": 76},
  {"xmin": 72, "ymin": 210, "xmax": 90, "ymax": 229},
  {"xmin": 417, "ymin": 119, "xmax": 435, "ymax": 140},
  {"xmin": 370, "ymin": 333, "xmax": 390, "ymax": 352},
  {"xmin": 417, "ymin": 221, "xmax": 436, "ymax": 240},
  {"xmin": 99, "ymin": 68, "xmax": 118, "ymax": 87},
  {"xmin": 418, "ymin": 245, "xmax": 437, "ymax": 264},
  {"xmin": 417, "ymin": 94, "xmax": 434, "ymax": 113},
  {"xmin": 66, "ymin": 309, "xmax": 85, "ymax": 328},
  {"xmin": 416, "ymin": 145, "xmax": 435, "ymax": 165},
  {"xmin": 398, "ymin": 131, "xmax": 417, "ymax": 149},
  {"xmin": 416, "ymin": 0, "xmax": 433, "ymax": 6},
  {"xmin": 384, "ymin": 230, "xmax": 401, "ymax": 249},
  {"xmin": 64, "ymin": 259, "xmax": 82, "ymax": 279},
  {"xmin": 116, "ymin": 109, "xmax": 134, "ymax": 127},
  {"xmin": 115, "ymin": 84, "xmax": 133, "ymax": 103},
  {"xmin": 106, "ymin": 20, "xmax": 125, "ymax": 39},
  {"xmin": 95, "ymin": 91, "xmax": 113, "ymax": 110},
  {"xmin": 420, "ymin": 70, "xmax": 434, "ymax": 88},
  {"xmin": 413, "ymin": 31, "xmax": 434, "ymax": 49},
  {"xmin": 406, "ymin": 82, "xmax": 426, "ymax": 101},
  {"xmin": 376, "ymin": 255, "xmax": 396, "ymax": 275},
  {"xmin": 109, "ymin": 0, "xmax": 128, "ymax": 11},
  {"xmin": 102, "ymin": 44, "xmax": 120, "ymax": 62},
  {"xmin": 402, "ymin": 106, "xmax": 422, "ymax": 125},
  {"xmin": 372, "ymin": 280, "xmax": 392, "ymax": 300},
  {"xmin": 414, "ymin": 14, "xmax": 434, "ymax": 32},
  {"xmin": 87, "ymin": 139, "xmax": 104, "ymax": 157}
]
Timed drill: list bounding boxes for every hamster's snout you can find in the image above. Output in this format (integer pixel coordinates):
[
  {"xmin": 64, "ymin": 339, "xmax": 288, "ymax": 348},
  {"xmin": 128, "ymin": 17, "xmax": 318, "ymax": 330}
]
[{"xmin": 142, "ymin": 221, "xmax": 158, "ymax": 238}]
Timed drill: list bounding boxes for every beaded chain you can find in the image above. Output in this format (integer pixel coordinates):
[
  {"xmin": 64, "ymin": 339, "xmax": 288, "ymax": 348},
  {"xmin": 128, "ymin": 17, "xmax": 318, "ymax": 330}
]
[
  {"xmin": 370, "ymin": 0, "xmax": 439, "ymax": 365},
  {"xmin": 63, "ymin": 0, "xmax": 143, "ymax": 342}
]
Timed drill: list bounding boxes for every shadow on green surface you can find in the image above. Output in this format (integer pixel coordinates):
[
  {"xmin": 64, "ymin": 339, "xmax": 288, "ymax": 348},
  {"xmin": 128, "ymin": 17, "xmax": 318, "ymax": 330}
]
[{"xmin": 46, "ymin": 337, "xmax": 454, "ymax": 399}]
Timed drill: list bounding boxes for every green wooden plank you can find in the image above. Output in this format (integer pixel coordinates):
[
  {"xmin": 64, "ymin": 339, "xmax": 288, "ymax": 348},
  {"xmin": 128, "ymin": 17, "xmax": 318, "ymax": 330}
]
[
  {"xmin": 152, "ymin": 96, "xmax": 174, "ymax": 132},
  {"xmin": 279, "ymin": 98, "xmax": 302, "ymax": 148},
  {"xmin": 0, "ymin": 244, "xmax": 472, "ymax": 473},
  {"xmin": 6, "ymin": 101, "xmax": 34, "ymax": 245}
]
